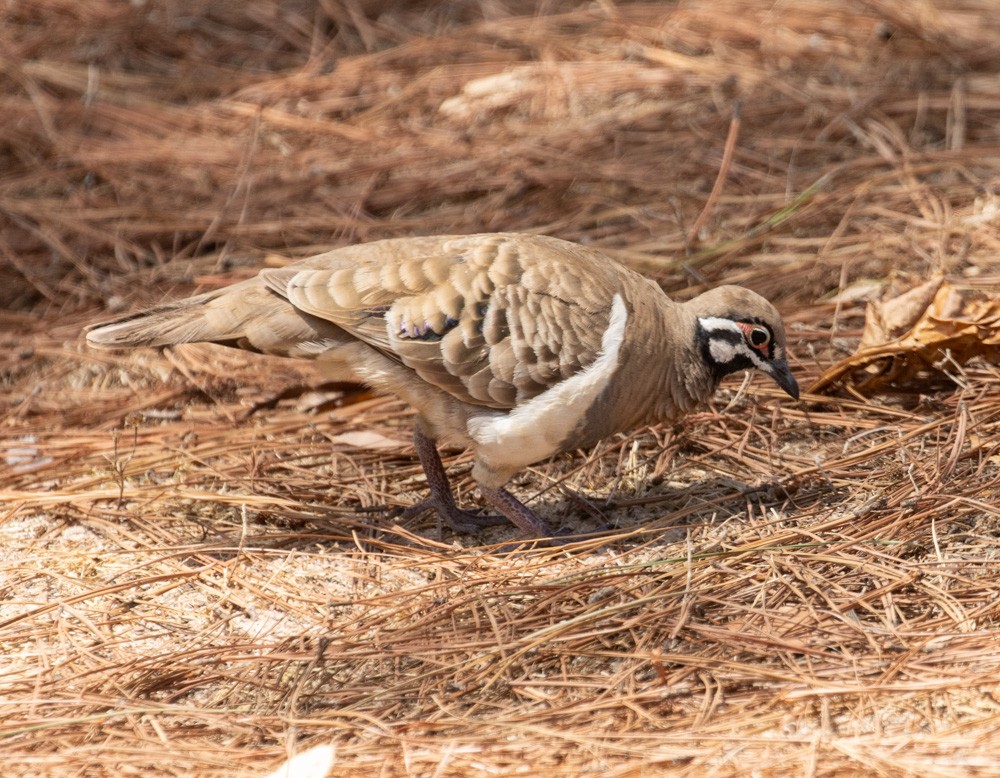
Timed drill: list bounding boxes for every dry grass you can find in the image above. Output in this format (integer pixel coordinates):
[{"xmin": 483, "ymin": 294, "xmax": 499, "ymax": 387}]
[{"xmin": 5, "ymin": 1, "xmax": 1000, "ymax": 775}]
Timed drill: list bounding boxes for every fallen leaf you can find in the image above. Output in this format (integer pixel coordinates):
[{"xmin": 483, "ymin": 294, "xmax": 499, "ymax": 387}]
[
  {"xmin": 822, "ymin": 278, "xmax": 886, "ymax": 305},
  {"xmin": 811, "ymin": 279, "xmax": 1000, "ymax": 395},
  {"xmin": 328, "ymin": 430, "xmax": 408, "ymax": 450},
  {"xmin": 858, "ymin": 275, "xmax": 944, "ymax": 349}
]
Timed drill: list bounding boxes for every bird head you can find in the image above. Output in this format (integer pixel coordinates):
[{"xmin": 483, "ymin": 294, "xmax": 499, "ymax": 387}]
[{"xmin": 689, "ymin": 285, "xmax": 799, "ymax": 400}]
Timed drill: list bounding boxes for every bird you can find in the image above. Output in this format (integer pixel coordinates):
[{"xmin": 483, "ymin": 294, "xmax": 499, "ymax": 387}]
[{"xmin": 85, "ymin": 233, "xmax": 799, "ymax": 538}]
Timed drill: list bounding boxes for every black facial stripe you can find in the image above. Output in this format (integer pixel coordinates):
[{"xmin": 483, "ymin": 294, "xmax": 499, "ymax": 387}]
[
  {"xmin": 707, "ymin": 329, "xmax": 742, "ymax": 348},
  {"xmin": 696, "ymin": 326, "xmax": 757, "ymax": 385}
]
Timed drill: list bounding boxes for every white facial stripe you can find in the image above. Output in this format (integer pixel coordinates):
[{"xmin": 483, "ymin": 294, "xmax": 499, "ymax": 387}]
[
  {"xmin": 698, "ymin": 316, "xmax": 741, "ymax": 334},
  {"xmin": 709, "ymin": 337, "xmax": 766, "ymax": 369},
  {"xmin": 468, "ymin": 293, "xmax": 629, "ymax": 469},
  {"xmin": 709, "ymin": 338, "xmax": 741, "ymax": 365},
  {"xmin": 742, "ymin": 344, "xmax": 767, "ymax": 370},
  {"xmin": 699, "ymin": 316, "xmax": 769, "ymax": 370}
]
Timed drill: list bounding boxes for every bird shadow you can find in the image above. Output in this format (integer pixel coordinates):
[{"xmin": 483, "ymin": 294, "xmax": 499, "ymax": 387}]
[{"xmin": 175, "ymin": 471, "xmax": 842, "ymax": 561}]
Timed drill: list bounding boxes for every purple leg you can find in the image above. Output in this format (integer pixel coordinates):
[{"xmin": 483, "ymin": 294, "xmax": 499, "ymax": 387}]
[
  {"xmin": 396, "ymin": 426, "xmax": 509, "ymax": 532},
  {"xmin": 477, "ymin": 483, "xmax": 556, "ymax": 538}
]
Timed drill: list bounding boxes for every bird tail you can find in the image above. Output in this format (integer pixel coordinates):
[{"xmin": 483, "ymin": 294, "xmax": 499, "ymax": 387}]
[
  {"xmin": 85, "ymin": 281, "xmax": 261, "ymax": 350},
  {"xmin": 85, "ymin": 278, "xmax": 355, "ymax": 360}
]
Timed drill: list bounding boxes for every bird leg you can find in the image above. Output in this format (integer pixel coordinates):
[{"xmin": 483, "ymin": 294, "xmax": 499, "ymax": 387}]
[
  {"xmin": 476, "ymin": 483, "xmax": 556, "ymax": 538},
  {"xmin": 394, "ymin": 425, "xmax": 509, "ymax": 532}
]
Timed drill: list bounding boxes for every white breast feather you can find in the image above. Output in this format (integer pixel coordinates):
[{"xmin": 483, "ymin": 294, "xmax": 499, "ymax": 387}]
[{"xmin": 467, "ymin": 294, "xmax": 628, "ymax": 470}]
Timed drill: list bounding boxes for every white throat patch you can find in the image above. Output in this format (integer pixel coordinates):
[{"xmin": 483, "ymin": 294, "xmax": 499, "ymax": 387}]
[{"xmin": 468, "ymin": 293, "xmax": 629, "ymax": 471}]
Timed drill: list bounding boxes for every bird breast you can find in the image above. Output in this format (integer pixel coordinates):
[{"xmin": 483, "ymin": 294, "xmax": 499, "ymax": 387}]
[{"xmin": 466, "ymin": 293, "xmax": 629, "ymax": 477}]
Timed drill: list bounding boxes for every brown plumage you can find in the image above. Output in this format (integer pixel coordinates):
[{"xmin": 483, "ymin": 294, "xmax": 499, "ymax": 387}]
[{"xmin": 86, "ymin": 233, "xmax": 798, "ymax": 537}]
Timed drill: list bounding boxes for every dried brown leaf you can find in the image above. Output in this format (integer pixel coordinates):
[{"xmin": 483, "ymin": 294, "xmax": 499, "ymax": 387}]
[{"xmin": 812, "ymin": 280, "xmax": 1000, "ymax": 394}]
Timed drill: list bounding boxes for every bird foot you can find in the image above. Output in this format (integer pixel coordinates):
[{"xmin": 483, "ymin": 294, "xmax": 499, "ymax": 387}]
[
  {"xmin": 403, "ymin": 425, "xmax": 560, "ymax": 538},
  {"xmin": 389, "ymin": 498, "xmax": 510, "ymax": 533}
]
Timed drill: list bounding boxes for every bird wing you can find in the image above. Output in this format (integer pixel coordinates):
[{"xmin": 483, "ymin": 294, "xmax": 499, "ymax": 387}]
[{"xmin": 260, "ymin": 234, "xmax": 621, "ymax": 410}]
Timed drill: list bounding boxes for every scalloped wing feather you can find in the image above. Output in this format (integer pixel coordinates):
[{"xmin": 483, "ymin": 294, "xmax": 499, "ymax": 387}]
[{"xmin": 260, "ymin": 234, "xmax": 619, "ymax": 410}]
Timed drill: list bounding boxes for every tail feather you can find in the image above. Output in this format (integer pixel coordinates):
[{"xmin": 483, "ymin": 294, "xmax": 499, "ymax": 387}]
[
  {"xmin": 85, "ymin": 279, "xmax": 354, "ymax": 359},
  {"xmin": 85, "ymin": 288, "xmax": 241, "ymax": 349}
]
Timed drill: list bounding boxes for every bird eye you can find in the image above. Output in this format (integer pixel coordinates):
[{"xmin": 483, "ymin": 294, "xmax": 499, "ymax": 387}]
[{"xmin": 747, "ymin": 326, "xmax": 771, "ymax": 350}]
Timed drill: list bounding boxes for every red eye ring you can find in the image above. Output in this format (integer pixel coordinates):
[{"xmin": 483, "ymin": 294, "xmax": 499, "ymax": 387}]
[{"xmin": 738, "ymin": 323, "xmax": 771, "ymax": 351}]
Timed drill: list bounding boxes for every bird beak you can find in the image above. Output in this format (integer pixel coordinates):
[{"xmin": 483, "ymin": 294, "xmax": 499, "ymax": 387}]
[{"xmin": 764, "ymin": 359, "xmax": 799, "ymax": 400}]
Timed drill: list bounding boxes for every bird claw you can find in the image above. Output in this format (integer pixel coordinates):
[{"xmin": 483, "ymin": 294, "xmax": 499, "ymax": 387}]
[{"xmin": 391, "ymin": 498, "xmax": 510, "ymax": 533}]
